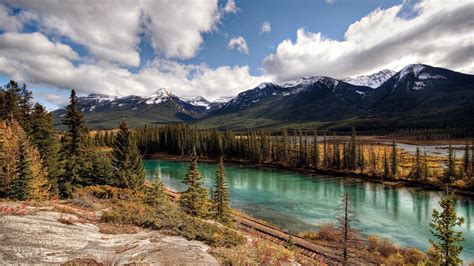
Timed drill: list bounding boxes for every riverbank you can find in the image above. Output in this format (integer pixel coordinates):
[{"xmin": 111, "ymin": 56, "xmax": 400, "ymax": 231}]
[{"xmin": 147, "ymin": 152, "xmax": 474, "ymax": 198}]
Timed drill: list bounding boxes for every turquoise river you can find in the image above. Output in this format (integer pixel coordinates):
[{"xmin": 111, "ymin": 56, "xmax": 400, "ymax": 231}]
[{"xmin": 144, "ymin": 159, "xmax": 474, "ymax": 260}]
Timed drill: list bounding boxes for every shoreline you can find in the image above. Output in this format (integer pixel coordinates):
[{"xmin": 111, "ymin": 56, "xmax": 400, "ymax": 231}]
[{"xmin": 146, "ymin": 152, "xmax": 474, "ymax": 199}]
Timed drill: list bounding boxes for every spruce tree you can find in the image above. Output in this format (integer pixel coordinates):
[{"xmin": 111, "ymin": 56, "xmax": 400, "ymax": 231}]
[
  {"xmin": 29, "ymin": 103, "xmax": 61, "ymax": 195},
  {"xmin": 383, "ymin": 149, "xmax": 389, "ymax": 179},
  {"xmin": 413, "ymin": 147, "xmax": 422, "ymax": 180},
  {"xmin": 429, "ymin": 186, "xmax": 464, "ymax": 265},
  {"xmin": 312, "ymin": 130, "xmax": 319, "ymax": 169},
  {"xmin": 391, "ymin": 140, "xmax": 398, "ymax": 177},
  {"xmin": 350, "ymin": 127, "xmax": 357, "ymax": 170},
  {"xmin": 60, "ymin": 89, "xmax": 87, "ymax": 197},
  {"xmin": 212, "ymin": 157, "xmax": 231, "ymax": 223},
  {"xmin": 444, "ymin": 145, "xmax": 456, "ymax": 183},
  {"xmin": 111, "ymin": 119, "xmax": 145, "ymax": 190},
  {"xmin": 62, "ymin": 89, "xmax": 86, "ymax": 156},
  {"xmin": 146, "ymin": 171, "xmax": 166, "ymax": 208},
  {"xmin": 462, "ymin": 143, "xmax": 470, "ymax": 177},
  {"xmin": 180, "ymin": 148, "xmax": 209, "ymax": 217},
  {"xmin": 12, "ymin": 142, "xmax": 31, "ymax": 200}
]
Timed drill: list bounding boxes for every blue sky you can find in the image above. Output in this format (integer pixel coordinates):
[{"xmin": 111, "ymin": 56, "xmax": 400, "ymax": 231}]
[{"xmin": 0, "ymin": 0, "xmax": 472, "ymax": 110}]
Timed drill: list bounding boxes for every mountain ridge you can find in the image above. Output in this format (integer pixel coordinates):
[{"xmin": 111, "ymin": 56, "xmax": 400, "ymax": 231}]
[{"xmin": 53, "ymin": 64, "xmax": 474, "ymax": 131}]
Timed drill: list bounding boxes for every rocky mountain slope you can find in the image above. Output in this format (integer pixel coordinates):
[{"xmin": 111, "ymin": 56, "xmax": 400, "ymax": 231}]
[{"xmin": 53, "ymin": 64, "xmax": 474, "ymax": 131}]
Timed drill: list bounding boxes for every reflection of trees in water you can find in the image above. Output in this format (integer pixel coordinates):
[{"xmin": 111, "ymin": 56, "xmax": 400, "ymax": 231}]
[{"xmin": 409, "ymin": 190, "xmax": 431, "ymax": 224}]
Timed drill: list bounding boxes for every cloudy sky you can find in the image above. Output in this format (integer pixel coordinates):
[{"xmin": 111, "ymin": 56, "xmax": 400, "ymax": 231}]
[{"xmin": 0, "ymin": 0, "xmax": 473, "ymax": 110}]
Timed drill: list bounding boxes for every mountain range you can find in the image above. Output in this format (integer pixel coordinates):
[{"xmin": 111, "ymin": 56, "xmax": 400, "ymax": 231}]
[{"xmin": 53, "ymin": 64, "xmax": 474, "ymax": 131}]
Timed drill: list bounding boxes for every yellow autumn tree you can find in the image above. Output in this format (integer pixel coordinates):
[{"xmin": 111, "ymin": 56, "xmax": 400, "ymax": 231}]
[{"xmin": 0, "ymin": 118, "xmax": 49, "ymax": 200}]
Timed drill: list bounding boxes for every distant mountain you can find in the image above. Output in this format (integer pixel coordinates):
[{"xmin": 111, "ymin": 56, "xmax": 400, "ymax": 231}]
[
  {"xmin": 199, "ymin": 64, "xmax": 474, "ymax": 130},
  {"xmin": 343, "ymin": 69, "xmax": 396, "ymax": 88},
  {"xmin": 53, "ymin": 88, "xmax": 215, "ymax": 128},
  {"xmin": 53, "ymin": 64, "xmax": 474, "ymax": 131}
]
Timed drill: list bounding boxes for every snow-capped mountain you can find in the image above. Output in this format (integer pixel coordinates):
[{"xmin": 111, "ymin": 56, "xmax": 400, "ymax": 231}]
[
  {"xmin": 223, "ymin": 76, "xmax": 370, "ymax": 110},
  {"xmin": 342, "ymin": 69, "xmax": 396, "ymax": 88},
  {"xmin": 181, "ymin": 96, "xmax": 212, "ymax": 109},
  {"xmin": 53, "ymin": 64, "xmax": 474, "ymax": 130}
]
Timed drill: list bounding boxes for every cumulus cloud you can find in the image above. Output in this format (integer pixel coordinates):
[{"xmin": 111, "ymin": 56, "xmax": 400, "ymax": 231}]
[
  {"xmin": 142, "ymin": 0, "xmax": 220, "ymax": 60},
  {"xmin": 0, "ymin": 32, "xmax": 264, "ymax": 101},
  {"xmin": 228, "ymin": 36, "xmax": 249, "ymax": 54},
  {"xmin": 3, "ymin": 0, "xmax": 221, "ymax": 65},
  {"xmin": 224, "ymin": 0, "xmax": 238, "ymax": 13},
  {"xmin": 263, "ymin": 0, "xmax": 474, "ymax": 81},
  {"xmin": 0, "ymin": 4, "xmax": 22, "ymax": 32},
  {"xmin": 261, "ymin": 20, "xmax": 271, "ymax": 34}
]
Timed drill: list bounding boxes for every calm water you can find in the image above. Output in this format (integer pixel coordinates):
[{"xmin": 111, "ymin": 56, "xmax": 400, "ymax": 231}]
[{"xmin": 144, "ymin": 159, "xmax": 474, "ymax": 260}]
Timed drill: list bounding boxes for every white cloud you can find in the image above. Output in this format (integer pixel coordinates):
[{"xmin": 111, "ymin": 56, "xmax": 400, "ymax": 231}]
[
  {"xmin": 0, "ymin": 4, "xmax": 22, "ymax": 32},
  {"xmin": 325, "ymin": 0, "xmax": 336, "ymax": 5},
  {"xmin": 261, "ymin": 20, "xmax": 271, "ymax": 34},
  {"xmin": 142, "ymin": 0, "xmax": 220, "ymax": 60},
  {"xmin": 4, "ymin": 0, "xmax": 221, "ymax": 65},
  {"xmin": 263, "ymin": 0, "xmax": 474, "ymax": 81},
  {"xmin": 224, "ymin": 0, "xmax": 238, "ymax": 13},
  {"xmin": 0, "ymin": 32, "xmax": 265, "ymax": 102},
  {"xmin": 228, "ymin": 36, "xmax": 249, "ymax": 54}
]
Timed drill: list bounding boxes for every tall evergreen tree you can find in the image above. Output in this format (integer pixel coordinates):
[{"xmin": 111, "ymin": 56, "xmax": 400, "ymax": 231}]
[
  {"xmin": 338, "ymin": 193, "xmax": 354, "ymax": 265},
  {"xmin": 29, "ymin": 103, "xmax": 61, "ymax": 195},
  {"xmin": 383, "ymin": 149, "xmax": 389, "ymax": 179},
  {"xmin": 413, "ymin": 147, "xmax": 422, "ymax": 180},
  {"xmin": 391, "ymin": 140, "xmax": 398, "ymax": 177},
  {"xmin": 180, "ymin": 148, "xmax": 209, "ymax": 217},
  {"xmin": 12, "ymin": 142, "xmax": 31, "ymax": 200},
  {"xmin": 62, "ymin": 89, "xmax": 86, "ymax": 156},
  {"xmin": 60, "ymin": 89, "xmax": 87, "ymax": 197},
  {"xmin": 444, "ymin": 145, "xmax": 457, "ymax": 183},
  {"xmin": 111, "ymin": 119, "xmax": 145, "ymax": 190},
  {"xmin": 462, "ymin": 143, "xmax": 470, "ymax": 177},
  {"xmin": 430, "ymin": 186, "xmax": 464, "ymax": 266},
  {"xmin": 323, "ymin": 133, "xmax": 328, "ymax": 167},
  {"xmin": 349, "ymin": 127, "xmax": 357, "ymax": 170},
  {"xmin": 212, "ymin": 157, "xmax": 231, "ymax": 223},
  {"xmin": 312, "ymin": 130, "xmax": 319, "ymax": 169}
]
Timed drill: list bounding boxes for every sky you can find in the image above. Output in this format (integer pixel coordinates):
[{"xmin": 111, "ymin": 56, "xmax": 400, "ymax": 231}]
[{"xmin": 0, "ymin": 0, "xmax": 473, "ymax": 110}]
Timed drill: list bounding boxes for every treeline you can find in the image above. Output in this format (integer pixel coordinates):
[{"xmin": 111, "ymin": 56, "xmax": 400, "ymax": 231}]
[
  {"xmin": 0, "ymin": 81, "xmax": 145, "ymax": 199},
  {"xmin": 105, "ymin": 123, "xmax": 474, "ymax": 190}
]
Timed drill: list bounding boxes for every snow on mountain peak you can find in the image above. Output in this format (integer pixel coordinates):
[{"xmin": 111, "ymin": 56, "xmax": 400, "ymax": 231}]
[
  {"xmin": 343, "ymin": 69, "xmax": 396, "ymax": 88},
  {"xmin": 398, "ymin": 64, "xmax": 425, "ymax": 81},
  {"xmin": 181, "ymin": 95, "xmax": 211, "ymax": 109},
  {"xmin": 145, "ymin": 88, "xmax": 173, "ymax": 104}
]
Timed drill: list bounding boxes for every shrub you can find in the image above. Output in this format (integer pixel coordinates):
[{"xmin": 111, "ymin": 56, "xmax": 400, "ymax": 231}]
[
  {"xmin": 400, "ymin": 247, "xmax": 427, "ymax": 264},
  {"xmin": 384, "ymin": 253, "xmax": 405, "ymax": 266},
  {"xmin": 316, "ymin": 222, "xmax": 340, "ymax": 242},
  {"xmin": 367, "ymin": 235, "xmax": 398, "ymax": 257}
]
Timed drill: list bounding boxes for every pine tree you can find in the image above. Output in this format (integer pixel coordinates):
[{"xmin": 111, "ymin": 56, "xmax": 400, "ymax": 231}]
[
  {"xmin": 146, "ymin": 171, "xmax": 166, "ymax": 208},
  {"xmin": 29, "ymin": 103, "xmax": 61, "ymax": 195},
  {"xmin": 429, "ymin": 186, "xmax": 464, "ymax": 266},
  {"xmin": 350, "ymin": 127, "xmax": 357, "ymax": 170},
  {"xmin": 413, "ymin": 147, "xmax": 422, "ymax": 180},
  {"xmin": 60, "ymin": 89, "xmax": 87, "ymax": 197},
  {"xmin": 12, "ymin": 142, "xmax": 31, "ymax": 200},
  {"xmin": 444, "ymin": 145, "xmax": 456, "ymax": 183},
  {"xmin": 62, "ymin": 89, "xmax": 86, "ymax": 156},
  {"xmin": 111, "ymin": 119, "xmax": 145, "ymax": 190},
  {"xmin": 423, "ymin": 151, "xmax": 429, "ymax": 180},
  {"xmin": 383, "ymin": 149, "xmax": 389, "ymax": 179},
  {"xmin": 462, "ymin": 143, "xmax": 470, "ymax": 177},
  {"xmin": 212, "ymin": 157, "xmax": 231, "ymax": 223},
  {"xmin": 180, "ymin": 148, "xmax": 209, "ymax": 217},
  {"xmin": 391, "ymin": 140, "xmax": 398, "ymax": 177},
  {"xmin": 323, "ymin": 133, "xmax": 328, "ymax": 167},
  {"xmin": 312, "ymin": 130, "xmax": 319, "ymax": 169}
]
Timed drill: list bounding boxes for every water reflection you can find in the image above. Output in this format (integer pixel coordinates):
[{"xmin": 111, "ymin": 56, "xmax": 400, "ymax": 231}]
[{"xmin": 145, "ymin": 159, "xmax": 474, "ymax": 260}]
